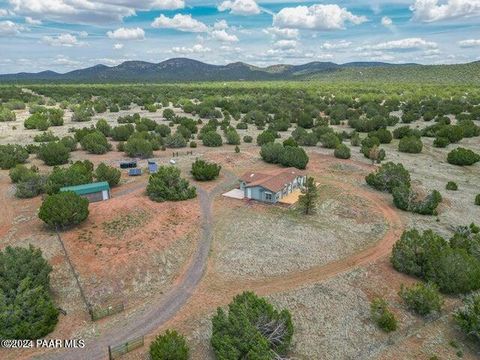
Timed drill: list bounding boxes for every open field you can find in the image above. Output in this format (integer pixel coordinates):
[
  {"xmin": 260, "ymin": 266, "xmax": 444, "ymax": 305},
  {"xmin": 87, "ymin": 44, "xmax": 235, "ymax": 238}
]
[{"xmin": 0, "ymin": 83, "xmax": 479, "ymax": 360}]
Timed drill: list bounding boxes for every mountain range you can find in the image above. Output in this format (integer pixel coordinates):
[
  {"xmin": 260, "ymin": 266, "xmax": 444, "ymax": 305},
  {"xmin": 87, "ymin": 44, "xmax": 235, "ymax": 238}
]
[{"xmin": 0, "ymin": 58, "xmax": 479, "ymax": 84}]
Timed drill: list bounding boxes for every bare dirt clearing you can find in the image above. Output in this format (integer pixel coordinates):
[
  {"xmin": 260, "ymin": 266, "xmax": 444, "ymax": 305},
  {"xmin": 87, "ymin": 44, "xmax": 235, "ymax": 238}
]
[
  {"xmin": 61, "ymin": 189, "xmax": 201, "ymax": 307},
  {"xmin": 212, "ymin": 182, "xmax": 386, "ymax": 279}
]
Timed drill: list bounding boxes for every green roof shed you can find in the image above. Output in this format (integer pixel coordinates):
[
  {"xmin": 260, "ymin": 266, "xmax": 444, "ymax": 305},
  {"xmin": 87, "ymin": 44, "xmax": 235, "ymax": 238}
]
[{"xmin": 60, "ymin": 182, "xmax": 111, "ymax": 202}]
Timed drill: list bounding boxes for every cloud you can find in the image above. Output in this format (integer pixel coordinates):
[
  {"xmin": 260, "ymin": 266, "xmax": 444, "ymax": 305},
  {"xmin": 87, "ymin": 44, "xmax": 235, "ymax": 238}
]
[
  {"xmin": 25, "ymin": 16, "xmax": 42, "ymax": 25},
  {"xmin": 52, "ymin": 55, "xmax": 81, "ymax": 67},
  {"xmin": 113, "ymin": 43, "xmax": 124, "ymax": 50},
  {"xmin": 218, "ymin": 0, "xmax": 261, "ymax": 16},
  {"xmin": 0, "ymin": 9, "xmax": 9, "ymax": 17},
  {"xmin": 381, "ymin": 16, "xmax": 393, "ymax": 27},
  {"xmin": 358, "ymin": 38, "xmax": 438, "ymax": 51},
  {"xmin": 211, "ymin": 29, "xmax": 238, "ymax": 42},
  {"xmin": 0, "ymin": 20, "xmax": 24, "ymax": 35},
  {"xmin": 171, "ymin": 43, "xmax": 211, "ymax": 54},
  {"xmin": 8, "ymin": 0, "xmax": 184, "ymax": 24},
  {"xmin": 263, "ymin": 26, "xmax": 299, "ymax": 39},
  {"xmin": 273, "ymin": 4, "xmax": 367, "ymax": 30},
  {"xmin": 273, "ymin": 39, "xmax": 298, "ymax": 49},
  {"xmin": 320, "ymin": 40, "xmax": 352, "ymax": 49},
  {"xmin": 42, "ymin": 33, "xmax": 86, "ymax": 47},
  {"xmin": 410, "ymin": 0, "xmax": 480, "ymax": 22},
  {"xmin": 214, "ymin": 20, "xmax": 229, "ymax": 30},
  {"xmin": 107, "ymin": 27, "xmax": 145, "ymax": 40},
  {"xmin": 151, "ymin": 14, "xmax": 208, "ymax": 32},
  {"xmin": 459, "ymin": 39, "xmax": 480, "ymax": 47}
]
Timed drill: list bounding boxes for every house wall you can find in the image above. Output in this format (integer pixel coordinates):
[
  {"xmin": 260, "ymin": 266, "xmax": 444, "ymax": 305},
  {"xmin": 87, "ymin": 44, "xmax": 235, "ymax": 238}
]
[{"xmin": 80, "ymin": 190, "xmax": 110, "ymax": 203}]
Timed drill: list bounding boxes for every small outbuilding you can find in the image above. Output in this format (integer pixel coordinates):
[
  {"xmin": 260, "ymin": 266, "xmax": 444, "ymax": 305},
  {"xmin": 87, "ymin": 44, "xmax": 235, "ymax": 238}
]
[
  {"xmin": 60, "ymin": 181, "xmax": 111, "ymax": 203},
  {"xmin": 148, "ymin": 160, "xmax": 158, "ymax": 174},
  {"xmin": 120, "ymin": 161, "xmax": 137, "ymax": 169},
  {"xmin": 128, "ymin": 168, "xmax": 142, "ymax": 176}
]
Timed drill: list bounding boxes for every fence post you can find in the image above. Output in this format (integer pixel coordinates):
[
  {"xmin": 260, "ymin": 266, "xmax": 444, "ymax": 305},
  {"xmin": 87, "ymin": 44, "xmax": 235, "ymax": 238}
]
[{"xmin": 108, "ymin": 345, "xmax": 112, "ymax": 360}]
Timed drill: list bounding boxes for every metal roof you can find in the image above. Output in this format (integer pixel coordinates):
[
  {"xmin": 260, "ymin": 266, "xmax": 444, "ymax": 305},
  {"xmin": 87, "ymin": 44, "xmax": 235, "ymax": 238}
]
[{"xmin": 60, "ymin": 181, "xmax": 110, "ymax": 195}]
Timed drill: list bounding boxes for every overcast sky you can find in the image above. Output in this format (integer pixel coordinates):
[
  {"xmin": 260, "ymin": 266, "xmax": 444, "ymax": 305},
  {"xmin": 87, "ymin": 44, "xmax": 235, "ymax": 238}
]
[{"xmin": 0, "ymin": 0, "xmax": 480, "ymax": 73}]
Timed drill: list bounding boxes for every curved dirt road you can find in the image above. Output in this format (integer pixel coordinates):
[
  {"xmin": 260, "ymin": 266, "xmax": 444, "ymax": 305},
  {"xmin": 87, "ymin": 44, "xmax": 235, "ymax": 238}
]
[
  {"xmin": 43, "ymin": 171, "xmax": 237, "ymax": 360},
  {"xmin": 41, "ymin": 167, "xmax": 403, "ymax": 360}
]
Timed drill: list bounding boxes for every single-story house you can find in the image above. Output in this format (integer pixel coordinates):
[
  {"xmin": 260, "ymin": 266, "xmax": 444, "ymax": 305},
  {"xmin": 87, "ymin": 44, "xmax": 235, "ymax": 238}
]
[
  {"xmin": 239, "ymin": 168, "xmax": 306, "ymax": 204},
  {"xmin": 60, "ymin": 181, "xmax": 111, "ymax": 202}
]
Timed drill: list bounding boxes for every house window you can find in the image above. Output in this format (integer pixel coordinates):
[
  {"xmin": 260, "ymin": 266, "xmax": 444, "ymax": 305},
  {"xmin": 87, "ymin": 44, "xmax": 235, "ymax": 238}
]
[{"xmin": 265, "ymin": 193, "xmax": 272, "ymax": 201}]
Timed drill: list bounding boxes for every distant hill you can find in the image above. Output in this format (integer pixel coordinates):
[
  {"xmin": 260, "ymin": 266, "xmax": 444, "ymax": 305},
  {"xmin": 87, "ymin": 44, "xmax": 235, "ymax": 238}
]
[{"xmin": 0, "ymin": 58, "xmax": 479, "ymax": 84}]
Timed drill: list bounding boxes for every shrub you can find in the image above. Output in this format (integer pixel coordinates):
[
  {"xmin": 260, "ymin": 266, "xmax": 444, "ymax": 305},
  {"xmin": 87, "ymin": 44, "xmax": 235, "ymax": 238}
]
[
  {"xmin": 399, "ymin": 283, "xmax": 443, "ymax": 316},
  {"xmin": 225, "ymin": 129, "xmax": 240, "ymax": 145},
  {"xmin": 0, "ymin": 246, "xmax": 58, "ymax": 339},
  {"xmin": 165, "ymin": 132, "xmax": 187, "ymax": 148},
  {"xmin": 370, "ymin": 298, "xmax": 397, "ymax": 332},
  {"xmin": 39, "ymin": 192, "xmax": 89, "ymax": 228},
  {"xmin": 9, "ymin": 164, "xmax": 37, "ymax": 183},
  {"xmin": 38, "ymin": 142, "xmax": 70, "ymax": 166},
  {"xmin": 283, "ymin": 137, "xmax": 298, "ymax": 147},
  {"xmin": 334, "ymin": 144, "xmax": 351, "ymax": 159},
  {"xmin": 476, "ymin": 194, "xmax": 480, "ymax": 206},
  {"xmin": 95, "ymin": 163, "xmax": 121, "ymax": 187},
  {"xmin": 189, "ymin": 141, "xmax": 197, "ymax": 148},
  {"xmin": 147, "ymin": 166, "xmax": 196, "ymax": 202},
  {"xmin": 150, "ymin": 330, "xmax": 189, "ymax": 360},
  {"xmin": 243, "ymin": 135, "xmax": 253, "ymax": 143},
  {"xmin": 260, "ymin": 142, "xmax": 284, "ymax": 164},
  {"xmin": 60, "ymin": 136, "xmax": 77, "ymax": 151},
  {"xmin": 191, "ymin": 159, "xmax": 221, "ymax": 181},
  {"xmin": 71, "ymin": 105, "xmax": 93, "ymax": 122},
  {"xmin": 320, "ymin": 133, "xmax": 340, "ymax": 149},
  {"xmin": 15, "ymin": 173, "xmax": 46, "ymax": 198},
  {"xmin": 350, "ymin": 132, "xmax": 361, "ymax": 146},
  {"xmin": 393, "ymin": 126, "xmax": 421, "ymax": 139},
  {"xmin": 80, "ymin": 131, "xmax": 112, "ymax": 154},
  {"xmin": 433, "ymin": 137, "xmax": 450, "ymax": 148},
  {"xmin": 211, "ymin": 291, "xmax": 293, "ymax": 359},
  {"xmin": 361, "ymin": 136, "xmax": 380, "ymax": 157},
  {"xmin": 124, "ymin": 137, "xmax": 153, "ymax": 158},
  {"xmin": 391, "ymin": 229, "xmax": 448, "ymax": 278},
  {"xmin": 369, "ymin": 129, "xmax": 392, "ymax": 144},
  {"xmin": 156, "ymin": 124, "xmax": 171, "ymax": 137},
  {"xmin": 45, "ymin": 161, "xmax": 93, "ymax": 194},
  {"xmin": 96, "ymin": 119, "xmax": 111, "ymax": 136},
  {"xmin": 392, "ymin": 184, "xmax": 442, "ymax": 215},
  {"xmin": 391, "ymin": 229, "xmax": 480, "ymax": 294},
  {"xmin": 437, "ymin": 125, "xmax": 464, "ymax": 143},
  {"xmin": 235, "ymin": 145, "xmax": 240, "ymax": 153},
  {"xmin": 236, "ymin": 122, "xmax": 248, "ymax": 130},
  {"xmin": 260, "ymin": 143, "xmax": 309, "ymax": 169},
  {"xmin": 111, "ymin": 124, "xmax": 135, "ymax": 141},
  {"xmin": 454, "ymin": 293, "xmax": 480, "ymax": 344},
  {"xmin": 426, "ymin": 248, "xmax": 480, "ymax": 294},
  {"xmin": 34, "ymin": 131, "xmax": 59, "ymax": 143},
  {"xmin": 447, "ymin": 147, "xmax": 480, "ymax": 166},
  {"xmin": 279, "ymin": 146, "xmax": 309, "ymax": 169},
  {"xmin": 256, "ymin": 131, "xmax": 275, "ymax": 146},
  {"xmin": 446, "ymin": 181, "xmax": 458, "ymax": 191},
  {"xmin": 0, "ymin": 144, "xmax": 29, "ymax": 169},
  {"xmin": 202, "ymin": 131, "xmax": 223, "ymax": 147},
  {"xmin": 0, "ymin": 107, "xmax": 16, "ymax": 122},
  {"xmin": 399, "ymin": 136, "xmax": 423, "ymax": 154},
  {"xmin": 365, "ymin": 162, "xmax": 411, "ymax": 193}
]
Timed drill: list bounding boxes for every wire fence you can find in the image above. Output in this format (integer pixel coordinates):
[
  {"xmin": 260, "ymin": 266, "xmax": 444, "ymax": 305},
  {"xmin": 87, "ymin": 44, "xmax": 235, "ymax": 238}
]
[
  {"xmin": 54, "ymin": 228, "xmax": 92, "ymax": 315},
  {"xmin": 90, "ymin": 302, "xmax": 125, "ymax": 321},
  {"xmin": 108, "ymin": 336, "xmax": 144, "ymax": 360}
]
